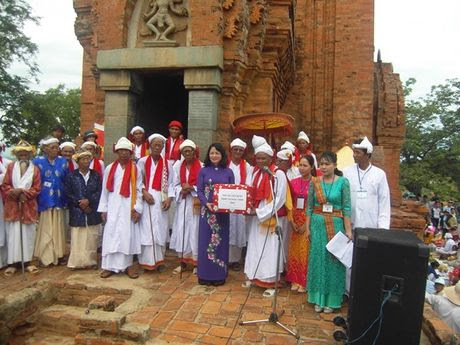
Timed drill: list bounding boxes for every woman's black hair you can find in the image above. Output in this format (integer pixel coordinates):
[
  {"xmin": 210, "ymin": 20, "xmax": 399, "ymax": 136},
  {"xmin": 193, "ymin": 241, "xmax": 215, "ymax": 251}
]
[
  {"xmin": 299, "ymin": 155, "xmax": 317, "ymax": 177},
  {"xmin": 319, "ymin": 151, "xmax": 343, "ymax": 176},
  {"xmin": 204, "ymin": 142, "xmax": 228, "ymax": 168}
]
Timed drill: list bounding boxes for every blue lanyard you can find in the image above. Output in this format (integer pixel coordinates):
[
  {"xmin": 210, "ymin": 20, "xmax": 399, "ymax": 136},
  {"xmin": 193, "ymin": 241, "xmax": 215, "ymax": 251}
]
[
  {"xmin": 357, "ymin": 164, "xmax": 372, "ymax": 189},
  {"xmin": 321, "ymin": 176, "xmax": 335, "ymax": 202}
]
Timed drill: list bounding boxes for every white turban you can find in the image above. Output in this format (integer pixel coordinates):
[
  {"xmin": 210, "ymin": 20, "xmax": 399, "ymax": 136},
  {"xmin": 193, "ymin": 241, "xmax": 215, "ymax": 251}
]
[
  {"xmin": 254, "ymin": 143, "xmax": 274, "ymax": 157},
  {"xmin": 276, "ymin": 149, "xmax": 293, "ymax": 162},
  {"xmin": 252, "ymin": 135, "xmax": 267, "ymax": 149},
  {"xmin": 230, "ymin": 138, "xmax": 247, "ymax": 149},
  {"xmin": 281, "ymin": 141, "xmax": 296, "ymax": 154},
  {"xmin": 81, "ymin": 141, "xmax": 98, "ymax": 149},
  {"xmin": 59, "ymin": 141, "xmax": 76, "ymax": 150},
  {"xmin": 179, "ymin": 139, "xmax": 196, "ymax": 151},
  {"xmin": 352, "ymin": 136, "xmax": 373, "ymax": 154},
  {"xmin": 130, "ymin": 126, "xmax": 145, "ymax": 134},
  {"xmin": 41, "ymin": 137, "xmax": 59, "ymax": 146},
  {"xmin": 148, "ymin": 133, "xmax": 166, "ymax": 143},
  {"xmin": 115, "ymin": 137, "xmax": 134, "ymax": 152},
  {"xmin": 297, "ymin": 131, "xmax": 310, "ymax": 143}
]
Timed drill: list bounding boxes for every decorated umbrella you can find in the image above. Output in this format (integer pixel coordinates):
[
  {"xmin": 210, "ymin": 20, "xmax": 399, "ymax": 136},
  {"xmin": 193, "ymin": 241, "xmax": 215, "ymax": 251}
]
[{"xmin": 232, "ymin": 113, "xmax": 295, "ymax": 147}]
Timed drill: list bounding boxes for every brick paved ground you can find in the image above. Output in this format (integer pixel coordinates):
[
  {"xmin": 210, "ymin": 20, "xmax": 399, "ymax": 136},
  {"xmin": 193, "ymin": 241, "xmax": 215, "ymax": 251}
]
[{"xmin": 1, "ymin": 250, "xmax": 431, "ymax": 345}]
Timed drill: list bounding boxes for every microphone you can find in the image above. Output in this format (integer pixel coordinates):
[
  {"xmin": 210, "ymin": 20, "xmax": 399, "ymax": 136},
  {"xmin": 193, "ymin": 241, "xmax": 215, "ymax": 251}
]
[{"xmin": 262, "ymin": 166, "xmax": 276, "ymax": 177}]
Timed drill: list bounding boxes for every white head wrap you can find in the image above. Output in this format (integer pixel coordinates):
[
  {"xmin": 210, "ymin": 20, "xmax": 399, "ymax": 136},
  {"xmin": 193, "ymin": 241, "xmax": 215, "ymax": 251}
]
[
  {"xmin": 115, "ymin": 137, "xmax": 134, "ymax": 152},
  {"xmin": 59, "ymin": 141, "xmax": 76, "ymax": 150},
  {"xmin": 434, "ymin": 277, "xmax": 446, "ymax": 286},
  {"xmin": 81, "ymin": 141, "xmax": 98, "ymax": 149},
  {"xmin": 445, "ymin": 233, "xmax": 453, "ymax": 239},
  {"xmin": 130, "ymin": 126, "xmax": 145, "ymax": 135},
  {"xmin": 230, "ymin": 138, "xmax": 247, "ymax": 149},
  {"xmin": 41, "ymin": 137, "xmax": 59, "ymax": 146},
  {"xmin": 254, "ymin": 143, "xmax": 274, "ymax": 157},
  {"xmin": 276, "ymin": 149, "xmax": 293, "ymax": 162},
  {"xmin": 352, "ymin": 136, "xmax": 373, "ymax": 154},
  {"xmin": 252, "ymin": 135, "xmax": 267, "ymax": 149},
  {"xmin": 281, "ymin": 141, "xmax": 296, "ymax": 154},
  {"xmin": 297, "ymin": 131, "xmax": 310, "ymax": 144},
  {"xmin": 179, "ymin": 139, "xmax": 196, "ymax": 151},
  {"xmin": 148, "ymin": 133, "xmax": 166, "ymax": 143}
]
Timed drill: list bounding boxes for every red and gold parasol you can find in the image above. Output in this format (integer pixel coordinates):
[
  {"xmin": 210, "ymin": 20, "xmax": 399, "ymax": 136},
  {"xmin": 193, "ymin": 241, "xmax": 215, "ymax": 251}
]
[{"xmin": 233, "ymin": 113, "xmax": 295, "ymax": 137}]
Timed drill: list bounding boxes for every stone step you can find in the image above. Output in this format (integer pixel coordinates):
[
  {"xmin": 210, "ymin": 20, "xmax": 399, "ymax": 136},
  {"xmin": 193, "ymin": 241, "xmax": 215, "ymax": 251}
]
[
  {"xmin": 24, "ymin": 332, "xmax": 75, "ymax": 345},
  {"xmin": 39, "ymin": 304, "xmax": 126, "ymax": 337}
]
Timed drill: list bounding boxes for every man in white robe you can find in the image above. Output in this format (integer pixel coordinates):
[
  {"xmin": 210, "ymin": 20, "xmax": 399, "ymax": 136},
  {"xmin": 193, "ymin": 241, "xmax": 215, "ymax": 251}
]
[
  {"xmin": 280, "ymin": 141, "xmax": 301, "ymax": 180},
  {"xmin": 228, "ymin": 138, "xmax": 253, "ymax": 271},
  {"xmin": 98, "ymin": 137, "xmax": 143, "ymax": 278},
  {"xmin": 244, "ymin": 139, "xmax": 287, "ymax": 297},
  {"xmin": 1, "ymin": 140, "xmax": 41, "ymax": 275},
  {"xmin": 137, "ymin": 134, "xmax": 173, "ymax": 272},
  {"xmin": 343, "ymin": 136, "xmax": 391, "ymax": 292},
  {"xmin": 0, "ymin": 145, "xmax": 12, "ymax": 268},
  {"xmin": 170, "ymin": 139, "xmax": 202, "ymax": 274}
]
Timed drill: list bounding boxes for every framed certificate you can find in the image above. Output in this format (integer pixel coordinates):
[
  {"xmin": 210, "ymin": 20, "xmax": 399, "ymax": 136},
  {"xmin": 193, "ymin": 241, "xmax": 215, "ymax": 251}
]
[{"xmin": 212, "ymin": 184, "xmax": 253, "ymax": 214}]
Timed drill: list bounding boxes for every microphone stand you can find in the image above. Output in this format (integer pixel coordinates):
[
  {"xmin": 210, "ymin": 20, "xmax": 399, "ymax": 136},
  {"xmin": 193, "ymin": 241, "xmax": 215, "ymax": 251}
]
[{"xmin": 240, "ymin": 170, "xmax": 299, "ymax": 339}]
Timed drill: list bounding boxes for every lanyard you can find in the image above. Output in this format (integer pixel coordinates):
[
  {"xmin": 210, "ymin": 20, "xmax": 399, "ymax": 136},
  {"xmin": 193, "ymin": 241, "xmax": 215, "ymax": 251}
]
[
  {"xmin": 357, "ymin": 164, "xmax": 372, "ymax": 189},
  {"xmin": 321, "ymin": 176, "xmax": 335, "ymax": 202}
]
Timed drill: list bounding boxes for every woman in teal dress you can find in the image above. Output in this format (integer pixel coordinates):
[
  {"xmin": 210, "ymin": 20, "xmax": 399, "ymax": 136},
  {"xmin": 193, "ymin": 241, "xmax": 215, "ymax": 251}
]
[{"xmin": 305, "ymin": 151, "xmax": 352, "ymax": 313}]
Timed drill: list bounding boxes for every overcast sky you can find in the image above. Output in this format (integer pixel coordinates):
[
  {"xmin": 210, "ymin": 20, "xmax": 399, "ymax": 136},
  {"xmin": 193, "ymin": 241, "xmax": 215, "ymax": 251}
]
[{"xmin": 12, "ymin": 0, "xmax": 460, "ymax": 100}]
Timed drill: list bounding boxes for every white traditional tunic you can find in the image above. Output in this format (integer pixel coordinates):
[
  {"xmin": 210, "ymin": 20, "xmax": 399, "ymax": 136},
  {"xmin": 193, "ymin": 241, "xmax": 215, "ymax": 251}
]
[
  {"xmin": 0, "ymin": 157, "xmax": 12, "ymax": 267},
  {"xmin": 4, "ymin": 160, "xmax": 37, "ymax": 265},
  {"xmin": 286, "ymin": 166, "xmax": 300, "ymax": 181},
  {"xmin": 244, "ymin": 169, "xmax": 287, "ymax": 285},
  {"xmin": 169, "ymin": 160, "xmax": 201, "ymax": 263},
  {"xmin": 343, "ymin": 163, "xmax": 391, "ymax": 229},
  {"xmin": 137, "ymin": 156, "xmax": 174, "ymax": 269},
  {"xmin": 98, "ymin": 162, "xmax": 143, "ymax": 273},
  {"xmin": 425, "ymin": 293, "xmax": 460, "ymax": 333},
  {"xmin": 228, "ymin": 160, "xmax": 253, "ymax": 263}
]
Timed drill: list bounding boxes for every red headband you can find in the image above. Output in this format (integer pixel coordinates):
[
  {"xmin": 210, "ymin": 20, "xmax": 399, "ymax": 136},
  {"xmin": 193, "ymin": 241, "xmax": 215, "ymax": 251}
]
[{"xmin": 168, "ymin": 120, "xmax": 183, "ymax": 129}]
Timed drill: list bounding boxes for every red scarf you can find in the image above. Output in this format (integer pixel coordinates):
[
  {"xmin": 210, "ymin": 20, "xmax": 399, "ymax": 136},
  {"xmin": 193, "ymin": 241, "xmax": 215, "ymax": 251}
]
[
  {"xmin": 228, "ymin": 159, "xmax": 247, "ymax": 185},
  {"xmin": 144, "ymin": 155, "xmax": 168, "ymax": 191},
  {"xmin": 136, "ymin": 142, "xmax": 149, "ymax": 158},
  {"xmin": 106, "ymin": 160, "xmax": 136, "ymax": 198},
  {"xmin": 166, "ymin": 137, "xmax": 184, "ymax": 161},
  {"xmin": 92, "ymin": 158, "xmax": 103, "ymax": 177},
  {"xmin": 180, "ymin": 158, "xmax": 201, "ymax": 186},
  {"xmin": 252, "ymin": 164, "xmax": 276, "ymax": 207},
  {"xmin": 69, "ymin": 159, "xmax": 76, "ymax": 172}
]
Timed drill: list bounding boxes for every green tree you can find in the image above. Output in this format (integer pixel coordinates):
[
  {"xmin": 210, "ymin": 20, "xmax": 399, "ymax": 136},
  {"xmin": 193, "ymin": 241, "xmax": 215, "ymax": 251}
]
[
  {"xmin": 0, "ymin": 85, "xmax": 81, "ymax": 145},
  {"xmin": 401, "ymin": 78, "xmax": 460, "ymax": 199},
  {"xmin": 0, "ymin": 0, "xmax": 39, "ymax": 111}
]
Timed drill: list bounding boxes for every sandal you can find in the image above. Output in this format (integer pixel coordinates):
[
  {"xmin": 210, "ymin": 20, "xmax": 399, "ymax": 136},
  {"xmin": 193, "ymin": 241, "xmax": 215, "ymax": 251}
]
[
  {"xmin": 324, "ymin": 307, "xmax": 334, "ymax": 314},
  {"xmin": 262, "ymin": 288, "xmax": 276, "ymax": 298},
  {"xmin": 192, "ymin": 267, "xmax": 197, "ymax": 275},
  {"xmin": 314, "ymin": 305, "xmax": 323, "ymax": 313},
  {"xmin": 297, "ymin": 287, "xmax": 306, "ymax": 293},
  {"xmin": 4, "ymin": 267, "xmax": 16, "ymax": 277},
  {"xmin": 126, "ymin": 266, "xmax": 139, "ymax": 279},
  {"xmin": 241, "ymin": 280, "xmax": 252, "ymax": 288},
  {"xmin": 291, "ymin": 283, "xmax": 300, "ymax": 291},
  {"xmin": 100, "ymin": 270, "xmax": 113, "ymax": 278},
  {"xmin": 26, "ymin": 265, "xmax": 40, "ymax": 274},
  {"xmin": 231, "ymin": 262, "xmax": 241, "ymax": 271},
  {"xmin": 172, "ymin": 265, "xmax": 182, "ymax": 275}
]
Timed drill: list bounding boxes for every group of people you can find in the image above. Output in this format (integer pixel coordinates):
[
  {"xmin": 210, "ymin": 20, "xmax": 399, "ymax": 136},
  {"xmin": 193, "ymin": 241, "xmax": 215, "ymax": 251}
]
[{"xmin": 0, "ymin": 121, "xmax": 393, "ymax": 314}]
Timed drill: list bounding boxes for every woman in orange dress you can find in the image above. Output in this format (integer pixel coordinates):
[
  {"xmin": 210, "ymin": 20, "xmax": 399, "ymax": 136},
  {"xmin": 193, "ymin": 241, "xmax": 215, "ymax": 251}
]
[{"xmin": 286, "ymin": 155, "xmax": 316, "ymax": 292}]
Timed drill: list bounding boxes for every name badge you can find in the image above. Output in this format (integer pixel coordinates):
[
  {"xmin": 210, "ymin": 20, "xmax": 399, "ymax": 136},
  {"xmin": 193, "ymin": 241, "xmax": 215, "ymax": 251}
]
[
  {"xmin": 322, "ymin": 203, "xmax": 333, "ymax": 213},
  {"xmin": 357, "ymin": 189, "xmax": 368, "ymax": 200},
  {"xmin": 296, "ymin": 197, "xmax": 305, "ymax": 209},
  {"xmin": 44, "ymin": 181, "xmax": 52, "ymax": 188}
]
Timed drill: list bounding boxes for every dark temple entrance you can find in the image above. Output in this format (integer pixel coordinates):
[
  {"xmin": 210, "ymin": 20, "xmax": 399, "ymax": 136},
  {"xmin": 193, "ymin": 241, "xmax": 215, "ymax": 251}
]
[{"xmin": 136, "ymin": 71, "xmax": 188, "ymax": 138}]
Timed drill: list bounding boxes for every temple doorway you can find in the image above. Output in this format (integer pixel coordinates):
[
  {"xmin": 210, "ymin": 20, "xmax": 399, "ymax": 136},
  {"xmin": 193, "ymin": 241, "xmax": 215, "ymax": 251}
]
[{"xmin": 136, "ymin": 70, "xmax": 188, "ymax": 137}]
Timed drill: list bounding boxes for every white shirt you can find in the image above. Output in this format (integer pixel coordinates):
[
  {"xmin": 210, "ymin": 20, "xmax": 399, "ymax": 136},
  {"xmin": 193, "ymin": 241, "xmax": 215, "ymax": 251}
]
[
  {"xmin": 79, "ymin": 170, "xmax": 90, "ymax": 185},
  {"xmin": 425, "ymin": 293, "xmax": 460, "ymax": 333},
  {"xmin": 343, "ymin": 163, "xmax": 391, "ymax": 229}
]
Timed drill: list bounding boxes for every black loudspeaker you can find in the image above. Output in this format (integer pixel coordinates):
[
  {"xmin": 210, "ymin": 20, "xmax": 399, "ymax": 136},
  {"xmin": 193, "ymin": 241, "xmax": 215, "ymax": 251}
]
[{"xmin": 347, "ymin": 228, "xmax": 429, "ymax": 345}]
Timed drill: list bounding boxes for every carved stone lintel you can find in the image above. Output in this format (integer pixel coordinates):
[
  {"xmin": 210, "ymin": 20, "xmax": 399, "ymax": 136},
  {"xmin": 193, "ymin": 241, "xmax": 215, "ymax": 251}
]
[{"xmin": 143, "ymin": 39, "xmax": 178, "ymax": 47}]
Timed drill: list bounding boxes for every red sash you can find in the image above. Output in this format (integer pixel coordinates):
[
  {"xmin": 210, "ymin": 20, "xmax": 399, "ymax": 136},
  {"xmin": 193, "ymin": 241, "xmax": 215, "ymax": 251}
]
[
  {"xmin": 166, "ymin": 137, "xmax": 184, "ymax": 161},
  {"xmin": 228, "ymin": 159, "xmax": 247, "ymax": 185},
  {"xmin": 106, "ymin": 160, "xmax": 136, "ymax": 198},
  {"xmin": 180, "ymin": 158, "xmax": 201, "ymax": 186},
  {"xmin": 144, "ymin": 155, "xmax": 168, "ymax": 191},
  {"xmin": 92, "ymin": 158, "xmax": 102, "ymax": 177},
  {"xmin": 252, "ymin": 164, "xmax": 276, "ymax": 207}
]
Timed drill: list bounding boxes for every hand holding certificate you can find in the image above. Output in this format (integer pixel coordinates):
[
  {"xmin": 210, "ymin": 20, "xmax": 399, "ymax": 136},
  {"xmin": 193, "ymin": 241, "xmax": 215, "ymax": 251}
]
[
  {"xmin": 326, "ymin": 232, "xmax": 354, "ymax": 268},
  {"xmin": 212, "ymin": 184, "xmax": 253, "ymax": 214}
]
